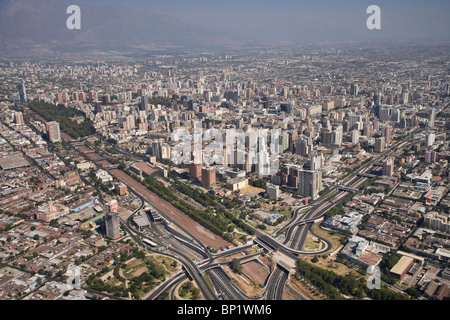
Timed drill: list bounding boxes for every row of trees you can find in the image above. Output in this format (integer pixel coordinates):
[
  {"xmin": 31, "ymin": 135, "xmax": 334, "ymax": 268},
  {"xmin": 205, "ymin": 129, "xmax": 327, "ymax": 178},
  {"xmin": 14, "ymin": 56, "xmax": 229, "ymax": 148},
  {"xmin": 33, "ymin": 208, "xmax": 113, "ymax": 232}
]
[
  {"xmin": 295, "ymin": 259, "xmax": 409, "ymax": 300},
  {"xmin": 28, "ymin": 100, "xmax": 95, "ymax": 139},
  {"xmin": 133, "ymin": 172, "xmax": 234, "ymax": 242},
  {"xmin": 171, "ymin": 180, "xmax": 251, "ymax": 235},
  {"xmin": 123, "ymin": 168, "xmax": 255, "ymax": 242}
]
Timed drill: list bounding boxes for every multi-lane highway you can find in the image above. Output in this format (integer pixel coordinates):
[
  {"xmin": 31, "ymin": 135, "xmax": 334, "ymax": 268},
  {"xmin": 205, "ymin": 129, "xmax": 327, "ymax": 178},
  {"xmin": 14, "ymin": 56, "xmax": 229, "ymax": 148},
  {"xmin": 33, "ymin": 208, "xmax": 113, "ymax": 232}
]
[
  {"xmin": 70, "ymin": 122, "xmax": 417, "ymax": 300},
  {"xmin": 265, "ymin": 265, "xmax": 289, "ymax": 300}
]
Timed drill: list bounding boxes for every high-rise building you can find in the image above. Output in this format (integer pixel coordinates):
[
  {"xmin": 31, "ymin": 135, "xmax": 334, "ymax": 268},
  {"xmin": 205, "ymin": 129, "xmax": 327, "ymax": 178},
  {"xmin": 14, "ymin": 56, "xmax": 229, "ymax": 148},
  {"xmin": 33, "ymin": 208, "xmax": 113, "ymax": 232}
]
[
  {"xmin": 310, "ymin": 153, "xmax": 324, "ymax": 171},
  {"xmin": 14, "ymin": 111, "xmax": 24, "ymax": 125},
  {"xmin": 295, "ymin": 136, "xmax": 312, "ymax": 157},
  {"xmin": 89, "ymin": 90, "xmax": 98, "ymax": 102},
  {"xmin": 373, "ymin": 119, "xmax": 380, "ymax": 133},
  {"xmin": 428, "ymin": 109, "xmax": 436, "ymax": 129},
  {"xmin": 363, "ymin": 122, "xmax": 373, "ymax": 137},
  {"xmin": 102, "ymin": 94, "xmax": 111, "ymax": 105},
  {"xmin": 381, "ymin": 125, "xmax": 392, "ymax": 143},
  {"xmin": 375, "ymin": 137, "xmax": 385, "ymax": 153},
  {"xmin": 201, "ymin": 167, "xmax": 216, "ymax": 188},
  {"xmin": 331, "ymin": 125, "xmax": 343, "ymax": 146},
  {"xmin": 351, "ymin": 129, "xmax": 360, "ymax": 144},
  {"xmin": 298, "ymin": 170, "xmax": 322, "ymax": 200},
  {"xmin": 391, "ymin": 108, "xmax": 400, "ymax": 123},
  {"xmin": 140, "ymin": 95, "xmax": 149, "ymax": 111},
  {"xmin": 320, "ymin": 128, "xmax": 332, "ymax": 146},
  {"xmin": 379, "ymin": 107, "xmax": 391, "ymax": 122},
  {"xmin": 105, "ymin": 200, "xmax": 120, "ymax": 240},
  {"xmin": 17, "ymin": 83, "xmax": 27, "ymax": 102},
  {"xmin": 425, "ymin": 151, "xmax": 437, "ymax": 163},
  {"xmin": 124, "ymin": 115, "xmax": 135, "ymax": 131},
  {"xmin": 382, "ymin": 157, "xmax": 395, "ymax": 177},
  {"xmin": 348, "ymin": 114, "xmax": 362, "ymax": 130},
  {"xmin": 424, "ymin": 132, "xmax": 435, "ymax": 147},
  {"xmin": 46, "ymin": 121, "xmax": 61, "ymax": 142},
  {"xmin": 350, "ymin": 83, "xmax": 359, "ymax": 96},
  {"xmin": 189, "ymin": 162, "xmax": 202, "ymax": 182}
]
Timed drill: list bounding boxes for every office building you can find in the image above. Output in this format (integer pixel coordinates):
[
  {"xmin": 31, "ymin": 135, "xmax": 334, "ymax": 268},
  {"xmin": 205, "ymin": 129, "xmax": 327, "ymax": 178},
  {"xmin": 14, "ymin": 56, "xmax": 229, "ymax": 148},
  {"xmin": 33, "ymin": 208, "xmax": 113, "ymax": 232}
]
[
  {"xmin": 298, "ymin": 169, "xmax": 322, "ymax": 200},
  {"xmin": 351, "ymin": 129, "xmax": 360, "ymax": 145},
  {"xmin": 379, "ymin": 107, "xmax": 391, "ymax": 122},
  {"xmin": 363, "ymin": 123, "xmax": 373, "ymax": 137},
  {"xmin": 428, "ymin": 109, "xmax": 436, "ymax": 128},
  {"xmin": 189, "ymin": 162, "xmax": 202, "ymax": 182},
  {"xmin": 382, "ymin": 157, "xmax": 395, "ymax": 177},
  {"xmin": 424, "ymin": 132, "xmax": 435, "ymax": 147},
  {"xmin": 310, "ymin": 153, "xmax": 324, "ymax": 171},
  {"xmin": 17, "ymin": 83, "xmax": 27, "ymax": 102},
  {"xmin": 381, "ymin": 125, "xmax": 392, "ymax": 143},
  {"xmin": 350, "ymin": 83, "xmax": 359, "ymax": 96},
  {"xmin": 375, "ymin": 137, "xmax": 385, "ymax": 153},
  {"xmin": 201, "ymin": 167, "xmax": 216, "ymax": 188},
  {"xmin": 266, "ymin": 184, "xmax": 281, "ymax": 200},
  {"xmin": 140, "ymin": 95, "xmax": 149, "ymax": 111}
]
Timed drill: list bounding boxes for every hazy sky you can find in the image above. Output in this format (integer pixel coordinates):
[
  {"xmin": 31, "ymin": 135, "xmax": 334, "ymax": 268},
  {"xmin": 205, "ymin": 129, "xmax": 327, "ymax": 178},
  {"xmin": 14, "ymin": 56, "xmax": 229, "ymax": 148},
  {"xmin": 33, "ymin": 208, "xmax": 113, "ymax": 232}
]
[{"xmin": 57, "ymin": 0, "xmax": 450, "ymax": 42}]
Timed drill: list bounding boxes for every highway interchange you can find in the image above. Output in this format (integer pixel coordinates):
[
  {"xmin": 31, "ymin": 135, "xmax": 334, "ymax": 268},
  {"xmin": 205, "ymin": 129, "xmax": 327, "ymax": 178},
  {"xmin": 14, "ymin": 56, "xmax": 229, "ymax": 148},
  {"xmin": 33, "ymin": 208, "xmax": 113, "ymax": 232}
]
[{"xmin": 75, "ymin": 129, "xmax": 417, "ymax": 300}]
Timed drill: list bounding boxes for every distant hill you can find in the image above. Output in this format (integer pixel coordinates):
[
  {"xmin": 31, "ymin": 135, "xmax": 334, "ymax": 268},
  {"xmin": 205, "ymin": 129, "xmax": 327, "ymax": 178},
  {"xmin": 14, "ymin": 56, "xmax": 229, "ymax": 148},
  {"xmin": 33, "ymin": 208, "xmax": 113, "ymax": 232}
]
[{"xmin": 0, "ymin": 0, "xmax": 241, "ymax": 56}]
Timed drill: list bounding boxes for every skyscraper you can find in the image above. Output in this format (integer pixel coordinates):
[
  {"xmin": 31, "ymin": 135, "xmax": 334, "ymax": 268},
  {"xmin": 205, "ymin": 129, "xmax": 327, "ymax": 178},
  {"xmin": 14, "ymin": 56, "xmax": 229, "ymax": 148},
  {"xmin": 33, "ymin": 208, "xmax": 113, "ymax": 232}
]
[
  {"xmin": 428, "ymin": 109, "xmax": 436, "ymax": 129},
  {"xmin": 298, "ymin": 170, "xmax": 322, "ymax": 200},
  {"xmin": 379, "ymin": 107, "xmax": 391, "ymax": 122},
  {"xmin": 350, "ymin": 83, "xmax": 359, "ymax": 96},
  {"xmin": 381, "ymin": 125, "xmax": 392, "ymax": 143},
  {"xmin": 375, "ymin": 137, "xmax": 385, "ymax": 153},
  {"xmin": 105, "ymin": 200, "xmax": 120, "ymax": 240},
  {"xmin": 363, "ymin": 122, "xmax": 372, "ymax": 137},
  {"xmin": 17, "ymin": 83, "xmax": 27, "ymax": 102},
  {"xmin": 424, "ymin": 132, "xmax": 435, "ymax": 147},
  {"xmin": 382, "ymin": 157, "xmax": 395, "ymax": 177},
  {"xmin": 351, "ymin": 129, "xmax": 360, "ymax": 144},
  {"xmin": 140, "ymin": 95, "xmax": 149, "ymax": 111}
]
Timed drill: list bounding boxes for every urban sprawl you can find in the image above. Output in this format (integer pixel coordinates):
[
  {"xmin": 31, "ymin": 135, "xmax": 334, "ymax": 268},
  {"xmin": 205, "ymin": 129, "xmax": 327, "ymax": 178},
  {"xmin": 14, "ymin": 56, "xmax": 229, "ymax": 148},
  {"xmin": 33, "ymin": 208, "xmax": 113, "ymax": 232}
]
[{"xmin": 0, "ymin": 44, "xmax": 449, "ymax": 301}]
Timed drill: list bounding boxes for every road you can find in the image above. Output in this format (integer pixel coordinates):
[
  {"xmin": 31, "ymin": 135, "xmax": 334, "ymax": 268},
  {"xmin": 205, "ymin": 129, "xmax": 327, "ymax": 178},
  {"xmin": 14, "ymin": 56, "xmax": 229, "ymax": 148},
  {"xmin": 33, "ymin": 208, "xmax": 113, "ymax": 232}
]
[
  {"xmin": 57, "ymin": 116, "xmax": 419, "ymax": 300},
  {"xmin": 265, "ymin": 266, "xmax": 288, "ymax": 300}
]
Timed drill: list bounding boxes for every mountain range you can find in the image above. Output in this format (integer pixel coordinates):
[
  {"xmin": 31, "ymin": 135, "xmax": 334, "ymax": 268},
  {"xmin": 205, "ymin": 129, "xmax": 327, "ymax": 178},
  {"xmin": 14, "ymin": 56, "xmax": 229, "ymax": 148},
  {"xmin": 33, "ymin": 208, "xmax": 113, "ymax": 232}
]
[{"xmin": 0, "ymin": 0, "xmax": 242, "ymax": 56}]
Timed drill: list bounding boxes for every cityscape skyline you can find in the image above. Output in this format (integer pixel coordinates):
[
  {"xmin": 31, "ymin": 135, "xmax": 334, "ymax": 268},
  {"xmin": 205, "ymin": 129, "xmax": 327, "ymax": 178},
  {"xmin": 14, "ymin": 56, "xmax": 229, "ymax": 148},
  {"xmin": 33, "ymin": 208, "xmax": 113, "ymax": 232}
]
[{"xmin": 0, "ymin": 0, "xmax": 449, "ymax": 310}]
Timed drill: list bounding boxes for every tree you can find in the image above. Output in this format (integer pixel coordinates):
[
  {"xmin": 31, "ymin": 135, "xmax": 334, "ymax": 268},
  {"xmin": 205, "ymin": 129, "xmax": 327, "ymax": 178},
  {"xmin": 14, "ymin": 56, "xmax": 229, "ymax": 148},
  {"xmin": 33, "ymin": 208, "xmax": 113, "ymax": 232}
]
[
  {"xmin": 230, "ymin": 258, "xmax": 242, "ymax": 274},
  {"xmin": 191, "ymin": 287, "xmax": 201, "ymax": 300}
]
